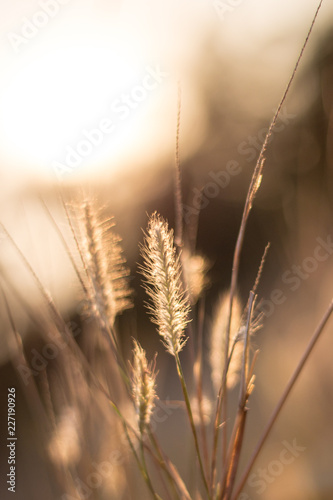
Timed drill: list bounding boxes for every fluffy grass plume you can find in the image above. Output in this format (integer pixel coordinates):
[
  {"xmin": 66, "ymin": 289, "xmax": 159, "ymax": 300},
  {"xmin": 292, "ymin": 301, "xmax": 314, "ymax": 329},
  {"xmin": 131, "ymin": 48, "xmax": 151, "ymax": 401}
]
[
  {"xmin": 78, "ymin": 198, "xmax": 132, "ymax": 326},
  {"xmin": 140, "ymin": 212, "xmax": 190, "ymax": 356},
  {"xmin": 130, "ymin": 339, "xmax": 158, "ymax": 434}
]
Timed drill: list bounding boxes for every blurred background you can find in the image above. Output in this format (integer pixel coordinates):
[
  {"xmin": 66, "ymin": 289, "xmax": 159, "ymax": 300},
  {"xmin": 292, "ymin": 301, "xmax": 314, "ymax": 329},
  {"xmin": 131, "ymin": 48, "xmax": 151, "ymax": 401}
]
[{"xmin": 0, "ymin": 0, "xmax": 333, "ymax": 499}]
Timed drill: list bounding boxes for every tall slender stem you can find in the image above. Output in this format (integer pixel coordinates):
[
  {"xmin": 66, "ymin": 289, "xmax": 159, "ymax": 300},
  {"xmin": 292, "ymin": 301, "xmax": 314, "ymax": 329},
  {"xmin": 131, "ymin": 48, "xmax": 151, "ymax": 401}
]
[
  {"xmin": 174, "ymin": 80, "xmax": 183, "ymax": 248},
  {"xmin": 232, "ymin": 298, "xmax": 333, "ymax": 500},
  {"xmin": 211, "ymin": 0, "xmax": 324, "ymax": 491},
  {"xmin": 140, "ymin": 439, "xmax": 163, "ymax": 500},
  {"xmin": 175, "ymin": 353, "xmax": 211, "ymax": 499}
]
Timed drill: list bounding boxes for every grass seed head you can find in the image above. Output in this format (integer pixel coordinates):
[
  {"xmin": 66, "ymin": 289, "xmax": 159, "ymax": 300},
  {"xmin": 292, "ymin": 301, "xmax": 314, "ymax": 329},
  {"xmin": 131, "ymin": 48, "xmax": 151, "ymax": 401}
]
[
  {"xmin": 140, "ymin": 213, "xmax": 190, "ymax": 356},
  {"xmin": 131, "ymin": 339, "xmax": 158, "ymax": 434},
  {"xmin": 78, "ymin": 198, "xmax": 132, "ymax": 326}
]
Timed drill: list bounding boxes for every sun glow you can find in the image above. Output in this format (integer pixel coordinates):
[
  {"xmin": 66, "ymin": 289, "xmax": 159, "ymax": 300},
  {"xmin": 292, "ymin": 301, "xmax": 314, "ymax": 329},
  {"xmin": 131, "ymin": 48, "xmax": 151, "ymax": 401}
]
[
  {"xmin": 0, "ymin": 0, "xmax": 210, "ymax": 185},
  {"xmin": 0, "ymin": 43, "xmax": 159, "ymax": 177},
  {"xmin": 0, "ymin": 0, "xmax": 178, "ymax": 183}
]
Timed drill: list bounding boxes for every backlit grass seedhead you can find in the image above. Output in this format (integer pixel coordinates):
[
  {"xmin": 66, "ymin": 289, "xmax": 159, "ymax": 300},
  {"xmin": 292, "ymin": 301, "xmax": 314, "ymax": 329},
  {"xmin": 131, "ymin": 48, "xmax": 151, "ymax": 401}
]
[
  {"xmin": 78, "ymin": 198, "xmax": 132, "ymax": 326},
  {"xmin": 131, "ymin": 339, "xmax": 157, "ymax": 434},
  {"xmin": 141, "ymin": 213, "xmax": 190, "ymax": 356}
]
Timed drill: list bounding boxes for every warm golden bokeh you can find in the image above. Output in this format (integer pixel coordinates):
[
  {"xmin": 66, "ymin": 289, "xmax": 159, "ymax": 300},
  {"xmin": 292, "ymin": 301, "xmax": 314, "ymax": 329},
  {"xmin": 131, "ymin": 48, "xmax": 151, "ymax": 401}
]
[{"xmin": 1, "ymin": 1, "xmax": 333, "ymax": 499}]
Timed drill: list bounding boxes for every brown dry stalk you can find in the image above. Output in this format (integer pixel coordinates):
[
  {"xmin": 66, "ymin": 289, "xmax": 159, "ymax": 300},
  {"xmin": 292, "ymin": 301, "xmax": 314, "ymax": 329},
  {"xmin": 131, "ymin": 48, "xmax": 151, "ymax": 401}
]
[
  {"xmin": 212, "ymin": 0, "xmax": 324, "ymax": 491},
  {"xmin": 174, "ymin": 80, "xmax": 183, "ymax": 249},
  {"xmin": 231, "ymin": 297, "xmax": 333, "ymax": 500},
  {"xmin": 220, "ymin": 292, "xmax": 256, "ymax": 500},
  {"xmin": 148, "ymin": 427, "xmax": 192, "ymax": 500},
  {"xmin": 141, "ymin": 212, "xmax": 211, "ymax": 497},
  {"xmin": 194, "ymin": 298, "xmax": 210, "ymax": 481}
]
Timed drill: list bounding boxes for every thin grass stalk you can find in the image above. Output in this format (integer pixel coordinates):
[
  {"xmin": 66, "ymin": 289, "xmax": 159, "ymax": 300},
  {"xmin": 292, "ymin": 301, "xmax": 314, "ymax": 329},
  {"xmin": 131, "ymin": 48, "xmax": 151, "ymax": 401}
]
[
  {"xmin": 219, "ymin": 293, "xmax": 256, "ymax": 500},
  {"xmin": 1, "ymin": 286, "xmax": 69, "ymax": 497},
  {"xmin": 186, "ymin": 186, "xmax": 202, "ymax": 254},
  {"xmin": 149, "ymin": 450, "xmax": 174, "ymax": 500},
  {"xmin": 108, "ymin": 399, "xmax": 162, "ymax": 500},
  {"xmin": 76, "ymin": 200, "xmax": 131, "ymax": 387},
  {"xmin": 1, "ymin": 284, "xmax": 51, "ymax": 435},
  {"xmin": 1, "ymin": 219, "xmax": 170, "ymax": 498},
  {"xmin": 239, "ymin": 292, "xmax": 255, "ymax": 403},
  {"xmin": 173, "ymin": 87, "xmax": 210, "ymax": 478},
  {"xmin": 210, "ymin": 361, "xmax": 227, "ymax": 495},
  {"xmin": 140, "ymin": 440, "xmax": 163, "ymax": 500},
  {"xmin": 0, "ymin": 222, "xmax": 87, "ymax": 402},
  {"xmin": 222, "ymin": 411, "xmax": 248, "ymax": 500},
  {"xmin": 60, "ymin": 192, "xmax": 125, "ymax": 384},
  {"xmin": 252, "ymin": 244, "xmax": 270, "ymax": 295},
  {"xmin": 172, "ymin": 80, "xmax": 206, "ymax": 403},
  {"xmin": 231, "ymin": 297, "xmax": 333, "ymax": 500},
  {"xmin": 0, "ymin": 221, "xmax": 132, "ymax": 414},
  {"xmin": 212, "ymin": 0, "xmax": 324, "ymax": 487},
  {"xmin": 210, "ymin": 293, "xmax": 255, "ymax": 495},
  {"xmin": 148, "ymin": 427, "xmax": 192, "ymax": 500},
  {"xmin": 81, "ymin": 200, "xmax": 132, "ymax": 326},
  {"xmin": 210, "ymin": 295, "xmax": 243, "ymax": 494},
  {"xmin": 132, "ymin": 419, "xmax": 193, "ymax": 500},
  {"xmin": 175, "ymin": 352, "xmax": 211, "ymax": 499},
  {"xmin": 174, "ymin": 80, "xmax": 183, "ymax": 249},
  {"xmin": 148, "ymin": 429, "xmax": 182, "ymax": 500},
  {"xmin": 140, "ymin": 213, "xmax": 208, "ymax": 491},
  {"xmin": 40, "ymin": 197, "xmax": 87, "ymax": 294},
  {"xmin": 172, "ymin": 84, "xmax": 204, "ymax": 422},
  {"xmin": 194, "ymin": 297, "xmax": 210, "ymax": 481},
  {"xmin": 60, "ymin": 192, "xmax": 89, "ymax": 288}
]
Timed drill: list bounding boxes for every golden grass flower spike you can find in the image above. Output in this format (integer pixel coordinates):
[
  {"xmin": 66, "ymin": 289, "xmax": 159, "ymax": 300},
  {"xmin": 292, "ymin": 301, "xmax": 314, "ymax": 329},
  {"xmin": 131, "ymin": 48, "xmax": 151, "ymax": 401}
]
[
  {"xmin": 79, "ymin": 198, "xmax": 132, "ymax": 326},
  {"xmin": 141, "ymin": 213, "xmax": 190, "ymax": 356},
  {"xmin": 131, "ymin": 339, "xmax": 157, "ymax": 434}
]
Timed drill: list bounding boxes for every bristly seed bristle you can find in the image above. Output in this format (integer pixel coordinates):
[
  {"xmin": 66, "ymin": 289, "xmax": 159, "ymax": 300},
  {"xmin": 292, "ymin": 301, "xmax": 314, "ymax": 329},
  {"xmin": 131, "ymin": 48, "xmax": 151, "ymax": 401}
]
[
  {"xmin": 78, "ymin": 198, "xmax": 132, "ymax": 327},
  {"xmin": 140, "ymin": 213, "xmax": 190, "ymax": 356},
  {"xmin": 130, "ymin": 339, "xmax": 157, "ymax": 434}
]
